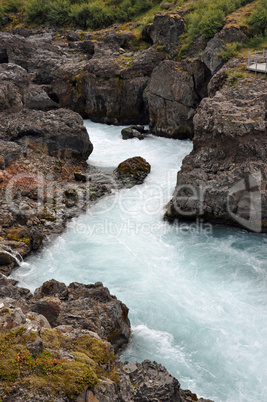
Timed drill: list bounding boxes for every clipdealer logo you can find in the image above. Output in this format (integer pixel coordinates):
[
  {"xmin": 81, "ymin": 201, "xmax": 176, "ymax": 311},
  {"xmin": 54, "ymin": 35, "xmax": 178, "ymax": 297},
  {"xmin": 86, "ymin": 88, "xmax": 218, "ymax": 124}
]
[{"xmin": 227, "ymin": 172, "xmax": 262, "ymax": 233}]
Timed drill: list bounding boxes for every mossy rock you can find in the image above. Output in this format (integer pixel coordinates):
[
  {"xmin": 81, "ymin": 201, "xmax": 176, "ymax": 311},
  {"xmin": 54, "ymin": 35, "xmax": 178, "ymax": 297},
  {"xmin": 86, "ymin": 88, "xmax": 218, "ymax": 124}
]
[
  {"xmin": 6, "ymin": 226, "xmax": 31, "ymax": 246},
  {"xmin": 40, "ymin": 209, "xmax": 57, "ymax": 222},
  {"xmin": 115, "ymin": 156, "xmax": 151, "ymax": 188},
  {"xmin": 0, "ymin": 327, "xmax": 117, "ymax": 400},
  {"xmin": 74, "ymin": 335, "xmax": 115, "ymax": 365}
]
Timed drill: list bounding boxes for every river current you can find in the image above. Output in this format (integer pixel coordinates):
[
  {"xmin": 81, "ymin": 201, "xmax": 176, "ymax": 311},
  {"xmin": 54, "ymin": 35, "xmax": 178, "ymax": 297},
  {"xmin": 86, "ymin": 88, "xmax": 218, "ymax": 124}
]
[{"xmin": 11, "ymin": 121, "xmax": 267, "ymax": 401}]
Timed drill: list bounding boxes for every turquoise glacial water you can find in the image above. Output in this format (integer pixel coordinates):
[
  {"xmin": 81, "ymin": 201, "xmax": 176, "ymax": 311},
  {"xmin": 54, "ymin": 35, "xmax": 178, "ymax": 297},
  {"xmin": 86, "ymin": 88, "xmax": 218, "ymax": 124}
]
[{"xmin": 11, "ymin": 121, "xmax": 267, "ymax": 401}]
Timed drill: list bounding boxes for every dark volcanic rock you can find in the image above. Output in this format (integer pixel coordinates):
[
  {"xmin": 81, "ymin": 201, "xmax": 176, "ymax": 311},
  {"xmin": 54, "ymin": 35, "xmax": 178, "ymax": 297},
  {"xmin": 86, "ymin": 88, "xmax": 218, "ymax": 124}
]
[
  {"xmin": 0, "ymin": 31, "xmax": 165, "ymax": 125},
  {"xmin": 216, "ymin": 25, "xmax": 248, "ymax": 44},
  {"xmin": 24, "ymin": 84, "xmax": 59, "ymax": 111},
  {"xmin": 142, "ymin": 12, "xmax": 185, "ymax": 47},
  {"xmin": 79, "ymin": 47, "xmax": 165, "ymax": 125},
  {"xmin": 0, "ymin": 108, "xmax": 93, "ymax": 160},
  {"xmin": 30, "ymin": 280, "xmax": 131, "ymax": 352},
  {"xmin": 0, "ymin": 63, "xmax": 29, "ymax": 113},
  {"xmin": 121, "ymin": 125, "xmax": 147, "ymax": 140},
  {"xmin": 165, "ymin": 77, "xmax": 267, "ymax": 232},
  {"xmin": 115, "ymin": 156, "xmax": 151, "ymax": 188},
  {"xmin": 0, "ymin": 63, "xmax": 29, "ymax": 87},
  {"xmin": 0, "ymin": 276, "xmax": 212, "ymax": 401},
  {"xmin": 123, "ymin": 360, "xmax": 181, "ymax": 401},
  {"xmin": 0, "ymin": 140, "xmax": 21, "ymax": 167},
  {"xmin": 201, "ymin": 37, "xmax": 224, "ymax": 75},
  {"xmin": 145, "ymin": 60, "xmax": 210, "ymax": 139},
  {"xmin": 0, "ymin": 274, "xmax": 31, "ymax": 299}
]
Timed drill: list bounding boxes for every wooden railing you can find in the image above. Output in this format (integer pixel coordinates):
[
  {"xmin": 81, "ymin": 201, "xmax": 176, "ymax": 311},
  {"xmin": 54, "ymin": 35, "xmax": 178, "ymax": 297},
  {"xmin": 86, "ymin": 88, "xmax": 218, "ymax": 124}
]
[{"xmin": 247, "ymin": 50, "xmax": 267, "ymax": 73}]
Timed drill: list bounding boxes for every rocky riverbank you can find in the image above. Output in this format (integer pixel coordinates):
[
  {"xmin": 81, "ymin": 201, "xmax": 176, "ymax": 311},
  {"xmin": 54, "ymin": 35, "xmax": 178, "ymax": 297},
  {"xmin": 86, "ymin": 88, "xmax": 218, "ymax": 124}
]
[
  {"xmin": 0, "ymin": 58, "xmax": 153, "ymax": 275},
  {"xmin": 0, "ymin": 275, "xmax": 213, "ymax": 402},
  {"xmin": 0, "ymin": 6, "xmax": 264, "ymax": 399},
  {"xmin": 165, "ymin": 58, "xmax": 267, "ymax": 232},
  {"xmin": 0, "ymin": 10, "xmax": 237, "ymax": 139}
]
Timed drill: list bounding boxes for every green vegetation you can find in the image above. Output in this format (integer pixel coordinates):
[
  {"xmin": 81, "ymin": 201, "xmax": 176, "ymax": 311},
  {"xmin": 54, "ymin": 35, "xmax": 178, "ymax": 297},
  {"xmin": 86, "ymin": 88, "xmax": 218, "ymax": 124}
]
[
  {"xmin": 0, "ymin": 0, "xmax": 159, "ymax": 29},
  {"xmin": 249, "ymin": 0, "xmax": 267, "ymax": 36},
  {"xmin": 187, "ymin": 0, "xmax": 254, "ymax": 42},
  {"xmin": 226, "ymin": 69, "xmax": 245, "ymax": 85},
  {"xmin": 220, "ymin": 42, "xmax": 242, "ymax": 61},
  {"xmin": 0, "ymin": 327, "xmax": 119, "ymax": 399},
  {"xmin": 0, "ymin": 1, "xmax": 4, "ymax": 26},
  {"xmin": 0, "ymin": 0, "xmax": 265, "ymax": 58}
]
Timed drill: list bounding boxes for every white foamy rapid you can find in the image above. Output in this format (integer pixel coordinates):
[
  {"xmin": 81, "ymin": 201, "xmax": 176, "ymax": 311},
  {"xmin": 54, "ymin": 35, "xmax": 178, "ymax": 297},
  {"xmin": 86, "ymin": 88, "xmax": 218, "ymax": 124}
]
[{"xmin": 11, "ymin": 121, "xmax": 267, "ymax": 401}]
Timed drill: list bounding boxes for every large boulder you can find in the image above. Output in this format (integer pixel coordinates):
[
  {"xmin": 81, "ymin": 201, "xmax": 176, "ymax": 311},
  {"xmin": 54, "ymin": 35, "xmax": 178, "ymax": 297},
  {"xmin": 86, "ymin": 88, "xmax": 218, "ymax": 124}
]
[
  {"xmin": 24, "ymin": 84, "xmax": 59, "ymax": 111},
  {"xmin": 145, "ymin": 60, "xmax": 210, "ymax": 139},
  {"xmin": 0, "ymin": 108, "xmax": 93, "ymax": 160},
  {"xmin": 142, "ymin": 13, "xmax": 185, "ymax": 47},
  {"xmin": 0, "ymin": 63, "xmax": 29, "ymax": 113},
  {"xmin": 0, "ymin": 140, "xmax": 21, "ymax": 167},
  {"xmin": 0, "ymin": 32, "xmax": 69, "ymax": 84},
  {"xmin": 0, "ymin": 31, "xmax": 165, "ymax": 125},
  {"xmin": 165, "ymin": 76, "xmax": 267, "ymax": 232},
  {"xmin": 73, "ymin": 47, "xmax": 165, "ymax": 125},
  {"xmin": 216, "ymin": 25, "xmax": 248, "ymax": 44},
  {"xmin": 201, "ymin": 37, "xmax": 224, "ymax": 75},
  {"xmin": 115, "ymin": 156, "xmax": 151, "ymax": 188},
  {"xmin": 0, "ymin": 63, "xmax": 29, "ymax": 87},
  {"xmin": 30, "ymin": 280, "xmax": 131, "ymax": 352}
]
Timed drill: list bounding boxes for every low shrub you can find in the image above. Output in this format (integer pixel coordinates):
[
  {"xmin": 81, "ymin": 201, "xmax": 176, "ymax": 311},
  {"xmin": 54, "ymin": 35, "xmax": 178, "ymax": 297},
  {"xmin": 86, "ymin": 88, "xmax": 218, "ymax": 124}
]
[
  {"xmin": 26, "ymin": 0, "xmax": 50, "ymax": 24},
  {"xmin": 220, "ymin": 42, "xmax": 242, "ymax": 61},
  {"xmin": 226, "ymin": 70, "xmax": 245, "ymax": 85},
  {"xmin": 249, "ymin": 0, "xmax": 267, "ymax": 36},
  {"xmin": 24, "ymin": 0, "xmax": 156, "ymax": 28},
  {"xmin": 0, "ymin": 2, "xmax": 4, "ymax": 26},
  {"xmin": 3, "ymin": 0, "xmax": 23, "ymax": 13},
  {"xmin": 47, "ymin": 0, "xmax": 71, "ymax": 26},
  {"xmin": 187, "ymin": 0, "xmax": 254, "ymax": 42}
]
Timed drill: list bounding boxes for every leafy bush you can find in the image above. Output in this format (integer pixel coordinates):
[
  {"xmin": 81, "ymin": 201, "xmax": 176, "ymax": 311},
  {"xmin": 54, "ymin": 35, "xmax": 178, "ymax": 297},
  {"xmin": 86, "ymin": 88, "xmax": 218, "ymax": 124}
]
[
  {"xmin": 0, "ymin": 2, "xmax": 4, "ymax": 26},
  {"xmin": 226, "ymin": 70, "xmax": 245, "ymax": 85},
  {"xmin": 86, "ymin": 1, "xmax": 114, "ymax": 29},
  {"xmin": 47, "ymin": 0, "xmax": 71, "ymax": 26},
  {"xmin": 245, "ymin": 34, "xmax": 267, "ymax": 49},
  {"xmin": 3, "ymin": 0, "xmax": 23, "ymax": 13},
  {"xmin": 21, "ymin": 0, "xmax": 156, "ymax": 29},
  {"xmin": 221, "ymin": 42, "xmax": 242, "ymax": 61},
  {"xmin": 249, "ymin": 0, "xmax": 267, "ymax": 36},
  {"xmin": 26, "ymin": 0, "xmax": 50, "ymax": 24},
  {"xmin": 116, "ymin": 0, "xmax": 136, "ymax": 22},
  {"xmin": 187, "ymin": 0, "xmax": 254, "ymax": 41},
  {"xmin": 198, "ymin": 8, "xmax": 225, "ymax": 39},
  {"xmin": 133, "ymin": 0, "xmax": 153, "ymax": 13},
  {"xmin": 70, "ymin": 3, "xmax": 91, "ymax": 28},
  {"xmin": 71, "ymin": 1, "xmax": 114, "ymax": 29}
]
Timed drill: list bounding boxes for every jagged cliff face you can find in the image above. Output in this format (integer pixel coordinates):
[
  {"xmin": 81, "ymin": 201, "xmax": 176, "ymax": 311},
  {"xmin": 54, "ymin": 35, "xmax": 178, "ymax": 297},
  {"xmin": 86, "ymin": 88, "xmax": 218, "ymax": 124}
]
[
  {"xmin": 165, "ymin": 65, "xmax": 267, "ymax": 232},
  {"xmin": 0, "ymin": 13, "xmax": 227, "ymax": 138},
  {"xmin": 0, "ymin": 276, "xmax": 213, "ymax": 402}
]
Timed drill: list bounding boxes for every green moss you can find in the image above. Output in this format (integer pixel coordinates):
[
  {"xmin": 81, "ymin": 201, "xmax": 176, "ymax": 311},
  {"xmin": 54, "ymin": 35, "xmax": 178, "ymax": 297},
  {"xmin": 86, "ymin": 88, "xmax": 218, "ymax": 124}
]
[
  {"xmin": 0, "ymin": 327, "xmax": 118, "ymax": 399},
  {"xmin": 74, "ymin": 335, "xmax": 115, "ymax": 364},
  {"xmin": 40, "ymin": 209, "xmax": 56, "ymax": 222},
  {"xmin": 226, "ymin": 70, "xmax": 245, "ymax": 86},
  {"xmin": 41, "ymin": 329, "xmax": 62, "ymax": 349},
  {"xmin": 73, "ymin": 351, "xmax": 96, "ymax": 366},
  {"xmin": 6, "ymin": 227, "xmax": 31, "ymax": 246}
]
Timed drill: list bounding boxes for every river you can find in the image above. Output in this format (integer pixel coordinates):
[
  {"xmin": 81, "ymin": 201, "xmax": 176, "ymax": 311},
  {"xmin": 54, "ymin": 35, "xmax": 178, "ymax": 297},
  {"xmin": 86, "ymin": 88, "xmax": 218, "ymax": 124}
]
[{"xmin": 11, "ymin": 120, "xmax": 267, "ymax": 401}]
